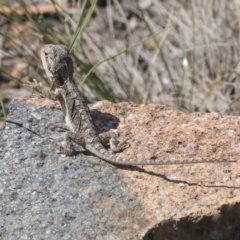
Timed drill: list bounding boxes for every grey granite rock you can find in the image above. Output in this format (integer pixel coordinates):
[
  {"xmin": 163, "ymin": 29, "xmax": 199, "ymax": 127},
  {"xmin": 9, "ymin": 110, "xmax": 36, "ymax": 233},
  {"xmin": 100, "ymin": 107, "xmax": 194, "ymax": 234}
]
[
  {"xmin": 0, "ymin": 98, "xmax": 150, "ymax": 240},
  {"xmin": 1, "ymin": 96, "xmax": 240, "ymax": 240}
]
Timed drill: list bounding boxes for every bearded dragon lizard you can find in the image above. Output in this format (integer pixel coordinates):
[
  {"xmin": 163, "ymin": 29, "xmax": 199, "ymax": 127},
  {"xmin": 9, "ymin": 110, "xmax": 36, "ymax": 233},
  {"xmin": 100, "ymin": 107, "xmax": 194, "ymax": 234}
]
[{"xmin": 24, "ymin": 44, "xmax": 237, "ymax": 165}]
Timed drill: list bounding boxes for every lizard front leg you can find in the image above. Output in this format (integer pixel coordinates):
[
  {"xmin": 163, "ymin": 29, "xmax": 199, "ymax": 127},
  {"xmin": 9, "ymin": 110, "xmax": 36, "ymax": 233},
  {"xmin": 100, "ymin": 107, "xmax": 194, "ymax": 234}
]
[{"xmin": 24, "ymin": 79, "xmax": 58, "ymax": 101}]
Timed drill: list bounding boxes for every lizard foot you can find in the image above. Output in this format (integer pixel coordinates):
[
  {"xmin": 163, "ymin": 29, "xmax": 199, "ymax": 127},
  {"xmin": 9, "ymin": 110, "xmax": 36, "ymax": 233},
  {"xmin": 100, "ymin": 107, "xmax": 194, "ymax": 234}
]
[
  {"xmin": 109, "ymin": 129, "xmax": 131, "ymax": 153},
  {"xmin": 46, "ymin": 138, "xmax": 75, "ymax": 156}
]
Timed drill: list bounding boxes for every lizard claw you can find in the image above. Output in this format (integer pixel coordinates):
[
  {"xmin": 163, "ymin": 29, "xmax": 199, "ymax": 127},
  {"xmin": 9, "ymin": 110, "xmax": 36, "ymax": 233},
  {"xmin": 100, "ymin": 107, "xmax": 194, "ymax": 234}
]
[
  {"xmin": 23, "ymin": 78, "xmax": 42, "ymax": 89},
  {"xmin": 23, "ymin": 78, "xmax": 44, "ymax": 94}
]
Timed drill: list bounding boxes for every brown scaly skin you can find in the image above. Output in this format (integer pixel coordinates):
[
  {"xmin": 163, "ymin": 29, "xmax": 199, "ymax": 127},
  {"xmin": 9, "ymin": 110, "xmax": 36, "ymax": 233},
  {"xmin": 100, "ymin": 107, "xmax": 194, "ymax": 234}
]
[{"xmin": 24, "ymin": 44, "xmax": 237, "ymax": 165}]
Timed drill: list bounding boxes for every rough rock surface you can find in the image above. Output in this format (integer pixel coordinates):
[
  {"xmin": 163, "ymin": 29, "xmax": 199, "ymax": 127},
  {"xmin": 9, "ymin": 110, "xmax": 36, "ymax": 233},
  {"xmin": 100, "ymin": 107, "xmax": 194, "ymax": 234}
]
[{"xmin": 1, "ymin": 95, "xmax": 240, "ymax": 240}]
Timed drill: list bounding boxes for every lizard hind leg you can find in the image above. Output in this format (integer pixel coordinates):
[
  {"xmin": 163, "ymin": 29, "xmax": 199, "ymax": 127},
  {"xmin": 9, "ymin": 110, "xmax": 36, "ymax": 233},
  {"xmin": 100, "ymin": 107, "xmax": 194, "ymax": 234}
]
[
  {"xmin": 99, "ymin": 129, "xmax": 130, "ymax": 153},
  {"xmin": 46, "ymin": 131, "xmax": 86, "ymax": 156},
  {"xmin": 45, "ymin": 137, "xmax": 75, "ymax": 156},
  {"xmin": 64, "ymin": 131, "xmax": 93, "ymax": 155}
]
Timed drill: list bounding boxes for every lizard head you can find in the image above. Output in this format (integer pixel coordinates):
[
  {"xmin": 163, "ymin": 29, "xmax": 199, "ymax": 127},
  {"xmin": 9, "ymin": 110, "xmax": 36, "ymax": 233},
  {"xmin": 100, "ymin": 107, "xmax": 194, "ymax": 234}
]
[{"xmin": 40, "ymin": 44, "xmax": 74, "ymax": 87}]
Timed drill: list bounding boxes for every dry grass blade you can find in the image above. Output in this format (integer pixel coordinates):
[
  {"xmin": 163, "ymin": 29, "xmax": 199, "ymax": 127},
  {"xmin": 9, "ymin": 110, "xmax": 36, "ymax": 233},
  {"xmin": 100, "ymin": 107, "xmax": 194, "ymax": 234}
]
[{"xmin": 1, "ymin": 0, "xmax": 240, "ymax": 117}]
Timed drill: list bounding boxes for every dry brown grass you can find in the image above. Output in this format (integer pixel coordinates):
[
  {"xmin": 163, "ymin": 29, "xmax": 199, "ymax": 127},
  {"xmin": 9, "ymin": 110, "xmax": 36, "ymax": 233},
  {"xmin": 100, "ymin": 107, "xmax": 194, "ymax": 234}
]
[{"xmin": 1, "ymin": 0, "xmax": 240, "ymax": 117}]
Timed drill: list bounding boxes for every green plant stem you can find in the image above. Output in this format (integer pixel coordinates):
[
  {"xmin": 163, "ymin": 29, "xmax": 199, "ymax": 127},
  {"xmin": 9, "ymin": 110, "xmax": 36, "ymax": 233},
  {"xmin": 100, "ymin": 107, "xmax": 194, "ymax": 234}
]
[
  {"xmin": 0, "ymin": 93, "xmax": 6, "ymax": 120},
  {"xmin": 190, "ymin": 0, "xmax": 196, "ymax": 113},
  {"xmin": 69, "ymin": 0, "xmax": 96, "ymax": 53}
]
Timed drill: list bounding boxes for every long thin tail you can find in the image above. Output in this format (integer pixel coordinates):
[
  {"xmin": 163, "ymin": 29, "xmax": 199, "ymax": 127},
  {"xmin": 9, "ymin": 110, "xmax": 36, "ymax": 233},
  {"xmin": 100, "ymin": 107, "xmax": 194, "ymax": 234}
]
[{"xmin": 85, "ymin": 143, "xmax": 237, "ymax": 166}]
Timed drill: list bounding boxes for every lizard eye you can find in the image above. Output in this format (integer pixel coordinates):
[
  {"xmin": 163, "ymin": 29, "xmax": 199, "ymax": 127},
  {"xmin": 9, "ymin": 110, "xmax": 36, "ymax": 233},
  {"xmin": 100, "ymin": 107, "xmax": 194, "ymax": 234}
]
[{"xmin": 44, "ymin": 51, "xmax": 48, "ymax": 56}]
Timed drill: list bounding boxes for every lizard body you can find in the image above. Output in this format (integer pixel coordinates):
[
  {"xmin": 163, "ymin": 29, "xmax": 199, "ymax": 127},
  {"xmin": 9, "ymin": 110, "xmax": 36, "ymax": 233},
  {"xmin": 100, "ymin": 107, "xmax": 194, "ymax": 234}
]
[{"xmin": 24, "ymin": 44, "xmax": 237, "ymax": 165}]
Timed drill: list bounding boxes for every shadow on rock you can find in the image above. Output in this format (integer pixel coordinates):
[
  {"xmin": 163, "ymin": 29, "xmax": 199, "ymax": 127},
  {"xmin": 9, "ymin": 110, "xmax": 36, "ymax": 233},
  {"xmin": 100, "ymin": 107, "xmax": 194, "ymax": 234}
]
[{"xmin": 143, "ymin": 202, "xmax": 240, "ymax": 240}]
